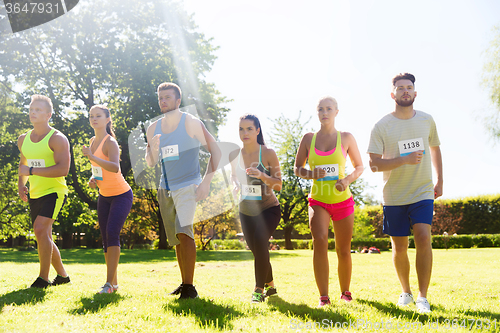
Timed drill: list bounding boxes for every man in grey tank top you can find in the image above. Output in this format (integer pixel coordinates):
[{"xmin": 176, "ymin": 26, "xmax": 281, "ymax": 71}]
[{"xmin": 145, "ymin": 82, "xmax": 220, "ymax": 299}]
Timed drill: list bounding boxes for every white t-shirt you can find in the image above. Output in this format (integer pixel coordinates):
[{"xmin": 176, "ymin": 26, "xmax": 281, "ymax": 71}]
[{"xmin": 367, "ymin": 110, "xmax": 440, "ymax": 206}]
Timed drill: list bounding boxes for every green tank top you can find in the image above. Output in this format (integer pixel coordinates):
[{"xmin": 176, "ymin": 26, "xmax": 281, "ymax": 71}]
[
  {"xmin": 309, "ymin": 131, "xmax": 351, "ymax": 204},
  {"xmin": 21, "ymin": 129, "xmax": 68, "ymax": 199}
]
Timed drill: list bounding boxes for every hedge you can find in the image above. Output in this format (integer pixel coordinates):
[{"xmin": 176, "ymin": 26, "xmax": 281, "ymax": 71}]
[
  {"xmin": 203, "ymin": 234, "xmax": 500, "ymax": 250},
  {"xmin": 360, "ymin": 194, "xmax": 500, "ymax": 237}
]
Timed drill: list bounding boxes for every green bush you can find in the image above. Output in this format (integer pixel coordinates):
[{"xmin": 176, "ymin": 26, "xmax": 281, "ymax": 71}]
[
  {"xmin": 212, "ymin": 239, "xmax": 246, "ymax": 250},
  {"xmin": 359, "ymin": 195, "xmax": 500, "ymax": 237}
]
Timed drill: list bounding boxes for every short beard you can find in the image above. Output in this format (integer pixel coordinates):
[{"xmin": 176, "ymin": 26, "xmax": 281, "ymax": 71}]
[
  {"xmin": 161, "ymin": 107, "xmax": 176, "ymax": 114},
  {"xmin": 395, "ymin": 96, "xmax": 414, "ymax": 107}
]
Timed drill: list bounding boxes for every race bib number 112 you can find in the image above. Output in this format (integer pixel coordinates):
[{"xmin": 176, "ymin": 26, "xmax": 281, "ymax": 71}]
[{"xmin": 162, "ymin": 145, "xmax": 179, "ymax": 161}]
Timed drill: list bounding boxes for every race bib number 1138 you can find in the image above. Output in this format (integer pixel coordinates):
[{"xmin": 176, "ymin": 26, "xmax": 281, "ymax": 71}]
[{"xmin": 398, "ymin": 138, "xmax": 425, "ymax": 156}]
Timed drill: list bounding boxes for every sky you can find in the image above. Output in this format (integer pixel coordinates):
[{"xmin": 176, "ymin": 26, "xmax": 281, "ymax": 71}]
[{"xmin": 182, "ymin": 0, "xmax": 500, "ymax": 203}]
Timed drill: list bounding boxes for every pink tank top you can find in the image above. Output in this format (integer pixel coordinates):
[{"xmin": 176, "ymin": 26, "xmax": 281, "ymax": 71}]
[{"xmin": 90, "ymin": 134, "xmax": 131, "ymax": 197}]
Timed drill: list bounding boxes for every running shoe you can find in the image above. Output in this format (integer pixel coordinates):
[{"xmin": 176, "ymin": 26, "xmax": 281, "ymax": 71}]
[
  {"xmin": 169, "ymin": 283, "xmax": 184, "ymax": 295},
  {"xmin": 98, "ymin": 282, "xmax": 115, "ymax": 294},
  {"xmin": 251, "ymin": 291, "xmax": 265, "ymax": 303},
  {"xmin": 318, "ymin": 296, "xmax": 331, "ymax": 307},
  {"xmin": 340, "ymin": 291, "xmax": 352, "ymax": 302},
  {"xmin": 397, "ymin": 292, "xmax": 414, "ymax": 307},
  {"xmin": 179, "ymin": 284, "xmax": 198, "ymax": 299},
  {"xmin": 30, "ymin": 277, "xmax": 51, "ymax": 289},
  {"xmin": 51, "ymin": 275, "xmax": 70, "ymax": 286},
  {"xmin": 264, "ymin": 285, "xmax": 277, "ymax": 297},
  {"xmin": 415, "ymin": 297, "xmax": 431, "ymax": 313}
]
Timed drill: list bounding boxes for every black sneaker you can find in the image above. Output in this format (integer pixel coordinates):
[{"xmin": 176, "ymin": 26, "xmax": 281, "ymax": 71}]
[
  {"xmin": 179, "ymin": 284, "xmax": 198, "ymax": 299},
  {"xmin": 30, "ymin": 277, "xmax": 51, "ymax": 288},
  {"xmin": 264, "ymin": 285, "xmax": 277, "ymax": 297},
  {"xmin": 169, "ymin": 283, "xmax": 183, "ymax": 295},
  {"xmin": 52, "ymin": 275, "xmax": 70, "ymax": 286},
  {"xmin": 251, "ymin": 291, "xmax": 265, "ymax": 303}
]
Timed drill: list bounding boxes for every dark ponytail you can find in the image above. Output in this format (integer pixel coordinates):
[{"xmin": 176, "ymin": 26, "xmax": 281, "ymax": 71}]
[
  {"xmin": 240, "ymin": 114, "xmax": 265, "ymax": 145},
  {"xmin": 90, "ymin": 104, "xmax": 116, "ymax": 139}
]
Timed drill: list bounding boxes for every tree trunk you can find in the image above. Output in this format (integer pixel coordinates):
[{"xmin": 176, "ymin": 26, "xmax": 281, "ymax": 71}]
[
  {"xmin": 157, "ymin": 208, "xmax": 168, "ymax": 249},
  {"xmin": 62, "ymin": 232, "xmax": 73, "ymax": 249},
  {"xmin": 284, "ymin": 225, "xmax": 293, "ymax": 250}
]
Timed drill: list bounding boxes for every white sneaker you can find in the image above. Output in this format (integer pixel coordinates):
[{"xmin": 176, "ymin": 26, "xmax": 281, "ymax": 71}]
[
  {"xmin": 97, "ymin": 282, "xmax": 115, "ymax": 294},
  {"xmin": 415, "ymin": 297, "xmax": 431, "ymax": 313},
  {"xmin": 397, "ymin": 293, "xmax": 414, "ymax": 306}
]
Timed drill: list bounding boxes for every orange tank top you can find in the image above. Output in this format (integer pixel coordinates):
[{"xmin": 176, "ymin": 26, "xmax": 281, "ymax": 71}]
[{"xmin": 90, "ymin": 134, "xmax": 131, "ymax": 197}]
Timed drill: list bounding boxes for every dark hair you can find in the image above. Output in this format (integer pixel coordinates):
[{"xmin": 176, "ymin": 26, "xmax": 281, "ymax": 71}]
[
  {"xmin": 392, "ymin": 73, "xmax": 416, "ymax": 88},
  {"xmin": 90, "ymin": 104, "xmax": 116, "ymax": 139},
  {"xmin": 240, "ymin": 114, "xmax": 265, "ymax": 145},
  {"xmin": 157, "ymin": 82, "xmax": 182, "ymax": 100}
]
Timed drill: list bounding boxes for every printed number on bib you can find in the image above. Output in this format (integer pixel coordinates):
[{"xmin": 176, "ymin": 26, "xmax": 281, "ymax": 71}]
[
  {"xmin": 317, "ymin": 164, "xmax": 339, "ymax": 181},
  {"xmin": 241, "ymin": 184, "xmax": 262, "ymax": 201},
  {"xmin": 92, "ymin": 166, "xmax": 103, "ymax": 181},
  {"xmin": 398, "ymin": 138, "xmax": 425, "ymax": 156},
  {"xmin": 27, "ymin": 159, "xmax": 45, "ymax": 168},
  {"xmin": 162, "ymin": 145, "xmax": 179, "ymax": 161}
]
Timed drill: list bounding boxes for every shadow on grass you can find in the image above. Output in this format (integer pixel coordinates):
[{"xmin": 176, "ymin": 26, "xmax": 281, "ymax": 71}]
[
  {"xmin": 68, "ymin": 293, "xmax": 126, "ymax": 315},
  {"xmin": 357, "ymin": 298, "xmax": 433, "ymax": 321},
  {"xmin": 0, "ymin": 249, "xmax": 296, "ymax": 265},
  {"xmin": 267, "ymin": 296, "xmax": 355, "ymax": 324},
  {"xmin": 165, "ymin": 297, "xmax": 244, "ymax": 331},
  {"xmin": 458, "ymin": 309, "xmax": 500, "ymax": 320},
  {"xmin": 0, "ymin": 288, "xmax": 48, "ymax": 311}
]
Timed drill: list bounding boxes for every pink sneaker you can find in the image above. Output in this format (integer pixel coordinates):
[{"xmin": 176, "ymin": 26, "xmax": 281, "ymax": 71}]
[
  {"xmin": 340, "ymin": 291, "xmax": 352, "ymax": 302},
  {"xmin": 318, "ymin": 296, "xmax": 331, "ymax": 307}
]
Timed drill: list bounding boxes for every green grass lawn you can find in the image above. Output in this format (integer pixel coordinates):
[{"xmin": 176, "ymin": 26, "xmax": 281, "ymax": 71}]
[{"xmin": 1, "ymin": 248, "xmax": 499, "ymax": 332}]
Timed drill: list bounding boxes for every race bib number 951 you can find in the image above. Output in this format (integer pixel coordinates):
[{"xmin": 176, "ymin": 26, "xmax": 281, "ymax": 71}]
[
  {"xmin": 241, "ymin": 184, "xmax": 262, "ymax": 201},
  {"xmin": 398, "ymin": 138, "xmax": 425, "ymax": 156}
]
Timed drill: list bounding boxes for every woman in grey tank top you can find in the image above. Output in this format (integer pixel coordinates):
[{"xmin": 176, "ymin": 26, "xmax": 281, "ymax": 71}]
[{"xmin": 230, "ymin": 114, "xmax": 282, "ymax": 303}]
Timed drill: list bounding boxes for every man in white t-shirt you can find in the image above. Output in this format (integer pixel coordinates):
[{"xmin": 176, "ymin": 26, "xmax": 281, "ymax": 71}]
[{"xmin": 367, "ymin": 73, "xmax": 443, "ymax": 313}]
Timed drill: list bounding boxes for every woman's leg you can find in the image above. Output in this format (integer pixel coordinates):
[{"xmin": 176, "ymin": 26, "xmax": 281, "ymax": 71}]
[
  {"xmin": 105, "ymin": 190, "xmax": 133, "ymax": 286},
  {"xmin": 309, "ymin": 205, "xmax": 332, "ymax": 297},
  {"xmin": 332, "ymin": 213, "xmax": 354, "ymax": 294}
]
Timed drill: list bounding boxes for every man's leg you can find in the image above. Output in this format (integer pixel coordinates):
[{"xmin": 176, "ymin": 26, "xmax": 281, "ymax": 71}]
[
  {"xmin": 175, "ymin": 243, "xmax": 185, "ymax": 283},
  {"xmin": 412, "ymin": 223, "xmax": 432, "ymax": 298},
  {"xmin": 390, "ymin": 236, "xmax": 411, "ymax": 295},
  {"xmin": 33, "ymin": 216, "xmax": 66, "ymax": 281},
  {"xmin": 176, "ymin": 233, "xmax": 196, "ymax": 285}
]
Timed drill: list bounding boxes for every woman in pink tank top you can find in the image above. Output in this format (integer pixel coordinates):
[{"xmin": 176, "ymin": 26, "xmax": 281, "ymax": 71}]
[{"xmin": 82, "ymin": 105, "xmax": 133, "ymax": 294}]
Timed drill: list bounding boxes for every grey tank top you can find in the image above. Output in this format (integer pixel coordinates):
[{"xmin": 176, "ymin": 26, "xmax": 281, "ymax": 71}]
[{"xmin": 236, "ymin": 145, "xmax": 279, "ymax": 216}]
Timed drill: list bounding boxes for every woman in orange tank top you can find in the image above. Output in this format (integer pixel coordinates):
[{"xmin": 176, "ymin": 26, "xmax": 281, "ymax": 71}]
[{"xmin": 82, "ymin": 105, "xmax": 133, "ymax": 294}]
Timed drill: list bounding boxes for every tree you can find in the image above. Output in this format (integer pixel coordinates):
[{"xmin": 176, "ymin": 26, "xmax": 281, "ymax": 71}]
[
  {"xmin": 0, "ymin": 0, "xmax": 230, "ymax": 247},
  {"xmin": 269, "ymin": 113, "xmax": 312, "ymax": 250},
  {"xmin": 193, "ymin": 173, "xmax": 239, "ymax": 251},
  {"xmin": 482, "ymin": 25, "xmax": 500, "ymax": 141},
  {"xmin": 0, "ymin": 85, "xmax": 31, "ymax": 242}
]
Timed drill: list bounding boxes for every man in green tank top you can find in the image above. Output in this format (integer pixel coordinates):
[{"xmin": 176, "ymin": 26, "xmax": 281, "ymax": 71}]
[{"xmin": 17, "ymin": 94, "xmax": 71, "ymax": 288}]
